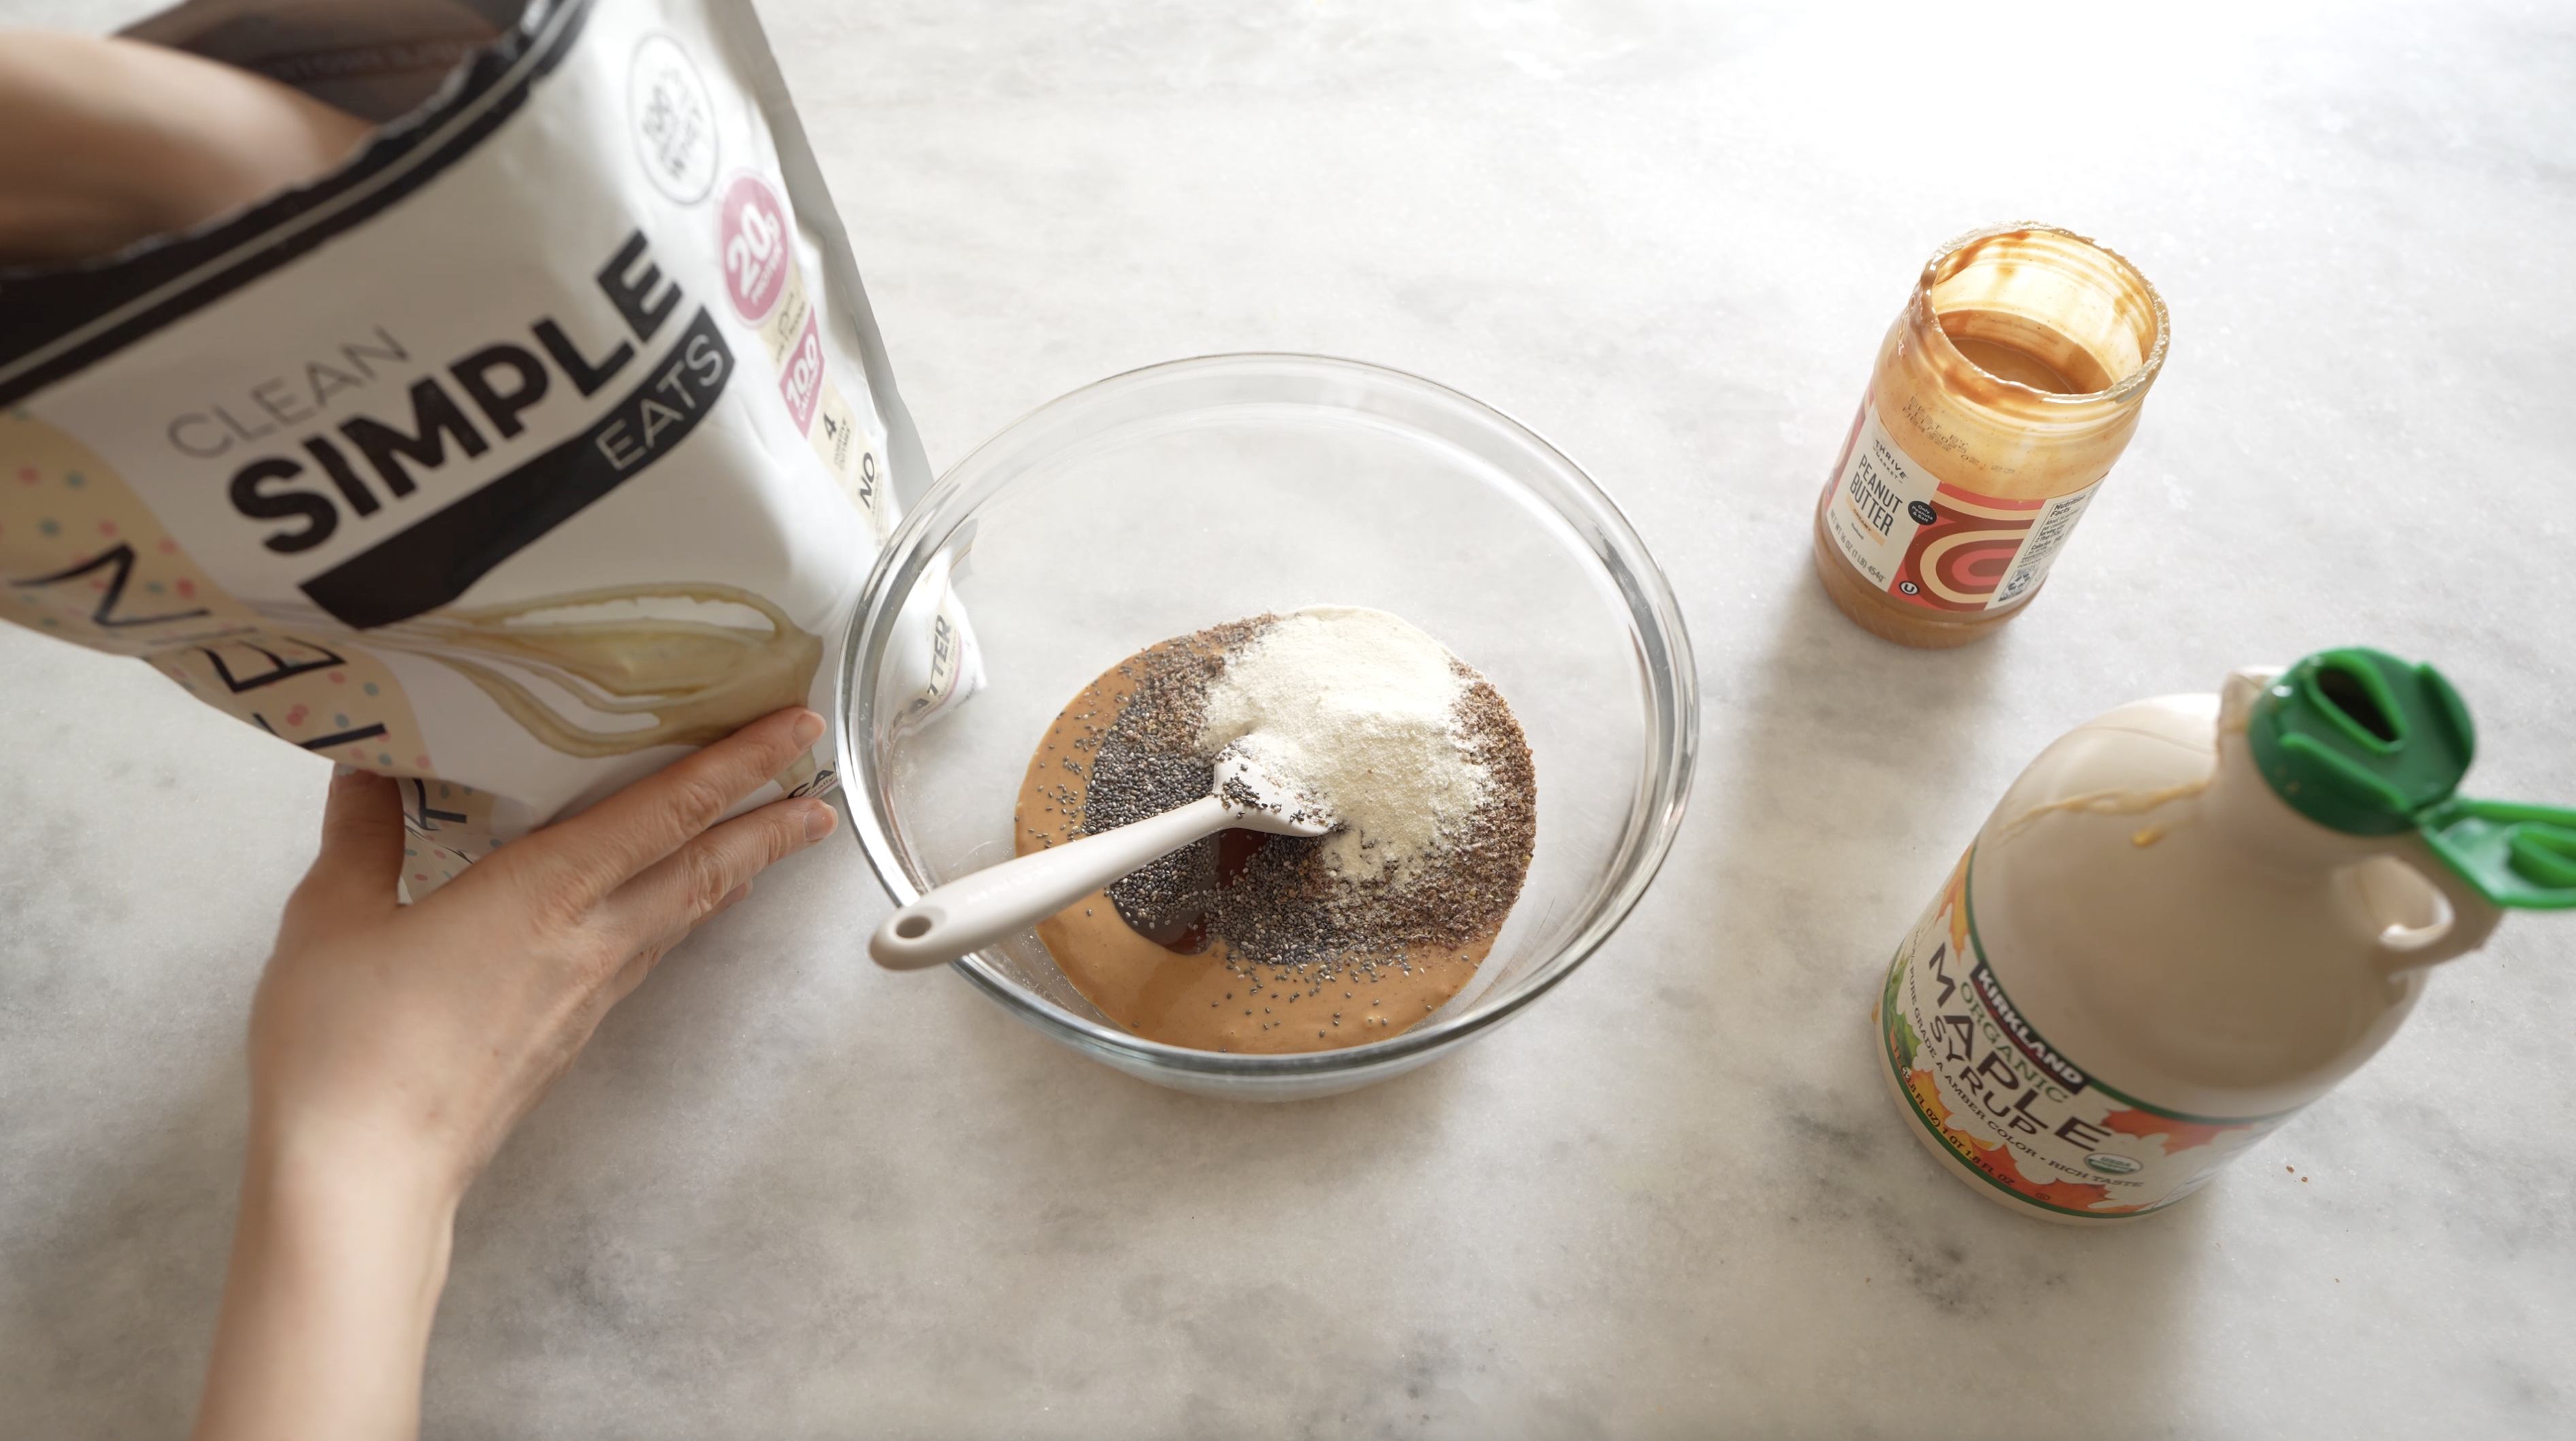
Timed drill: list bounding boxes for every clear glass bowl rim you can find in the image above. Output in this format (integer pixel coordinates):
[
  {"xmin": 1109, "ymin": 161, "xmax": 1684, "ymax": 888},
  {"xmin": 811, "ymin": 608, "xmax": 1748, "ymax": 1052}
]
[{"xmin": 834, "ymin": 352, "xmax": 1699, "ymax": 1079}]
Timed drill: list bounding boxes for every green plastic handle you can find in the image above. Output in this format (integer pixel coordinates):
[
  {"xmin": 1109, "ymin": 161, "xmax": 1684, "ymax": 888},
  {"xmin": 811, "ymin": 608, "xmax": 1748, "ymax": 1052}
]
[{"xmin": 2418, "ymin": 797, "xmax": 2576, "ymax": 910}]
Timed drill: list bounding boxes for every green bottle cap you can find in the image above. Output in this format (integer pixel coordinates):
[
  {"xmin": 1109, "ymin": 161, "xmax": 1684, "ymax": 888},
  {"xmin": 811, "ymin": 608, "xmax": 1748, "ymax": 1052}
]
[
  {"xmin": 2247, "ymin": 648, "xmax": 2475, "ymax": 836},
  {"xmin": 2249, "ymin": 646, "xmax": 2576, "ymax": 910},
  {"xmin": 2420, "ymin": 799, "xmax": 2576, "ymax": 911}
]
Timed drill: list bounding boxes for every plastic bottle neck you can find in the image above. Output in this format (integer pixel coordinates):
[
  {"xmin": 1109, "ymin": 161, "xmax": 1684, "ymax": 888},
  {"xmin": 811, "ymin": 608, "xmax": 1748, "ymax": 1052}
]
[
  {"xmin": 2205, "ymin": 667, "xmax": 2507, "ymax": 970},
  {"xmin": 2205, "ymin": 667, "xmax": 2396, "ymax": 875}
]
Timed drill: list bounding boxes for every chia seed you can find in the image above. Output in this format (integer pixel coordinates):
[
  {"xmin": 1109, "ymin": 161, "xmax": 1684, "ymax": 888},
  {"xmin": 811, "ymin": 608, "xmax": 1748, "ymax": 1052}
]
[{"xmin": 1076, "ymin": 614, "xmax": 1537, "ymax": 987}]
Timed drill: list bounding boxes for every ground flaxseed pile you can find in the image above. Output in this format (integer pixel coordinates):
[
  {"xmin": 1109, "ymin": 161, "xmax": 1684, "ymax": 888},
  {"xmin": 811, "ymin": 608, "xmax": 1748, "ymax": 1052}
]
[{"xmin": 1076, "ymin": 610, "xmax": 1536, "ymax": 991}]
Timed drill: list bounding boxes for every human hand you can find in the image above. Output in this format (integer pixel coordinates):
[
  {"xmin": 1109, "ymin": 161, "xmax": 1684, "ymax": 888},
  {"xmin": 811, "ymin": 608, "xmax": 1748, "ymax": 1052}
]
[
  {"xmin": 249, "ymin": 703, "xmax": 838, "ymax": 1202},
  {"xmin": 0, "ymin": 32, "xmax": 372, "ymax": 264},
  {"xmin": 197, "ymin": 706, "xmax": 838, "ymax": 1441}
]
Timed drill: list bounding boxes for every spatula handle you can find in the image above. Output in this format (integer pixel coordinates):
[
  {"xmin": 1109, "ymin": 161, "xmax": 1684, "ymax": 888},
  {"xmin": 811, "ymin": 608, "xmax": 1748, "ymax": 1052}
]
[{"xmin": 868, "ymin": 795, "xmax": 1234, "ymax": 970}]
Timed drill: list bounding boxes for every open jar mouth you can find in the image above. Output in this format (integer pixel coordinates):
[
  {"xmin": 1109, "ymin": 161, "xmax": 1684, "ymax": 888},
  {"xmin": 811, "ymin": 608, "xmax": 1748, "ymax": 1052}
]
[
  {"xmin": 831, "ymin": 353, "xmax": 1698, "ymax": 1093},
  {"xmin": 1913, "ymin": 222, "xmax": 2170, "ymax": 408}
]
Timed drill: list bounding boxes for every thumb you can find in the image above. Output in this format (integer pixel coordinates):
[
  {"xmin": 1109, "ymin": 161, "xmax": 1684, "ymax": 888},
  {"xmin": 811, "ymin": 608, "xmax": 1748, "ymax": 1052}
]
[{"xmin": 290, "ymin": 766, "xmax": 407, "ymax": 921}]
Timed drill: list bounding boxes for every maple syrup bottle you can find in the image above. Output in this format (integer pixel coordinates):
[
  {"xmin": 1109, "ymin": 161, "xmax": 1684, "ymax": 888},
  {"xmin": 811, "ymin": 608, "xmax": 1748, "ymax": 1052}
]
[
  {"xmin": 1876, "ymin": 648, "xmax": 2576, "ymax": 1221},
  {"xmin": 1814, "ymin": 225, "xmax": 2168, "ymax": 647}
]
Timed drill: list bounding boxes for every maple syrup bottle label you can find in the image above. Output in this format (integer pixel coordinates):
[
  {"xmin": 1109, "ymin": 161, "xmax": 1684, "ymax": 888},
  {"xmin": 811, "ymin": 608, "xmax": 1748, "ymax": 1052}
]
[
  {"xmin": 1821, "ymin": 395, "xmax": 2100, "ymax": 613},
  {"xmin": 1875, "ymin": 849, "xmax": 2292, "ymax": 1219}
]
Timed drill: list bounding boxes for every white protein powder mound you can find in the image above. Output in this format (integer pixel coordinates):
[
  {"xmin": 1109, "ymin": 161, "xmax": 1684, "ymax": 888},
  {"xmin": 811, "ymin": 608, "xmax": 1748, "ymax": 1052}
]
[{"xmin": 1197, "ymin": 606, "xmax": 1491, "ymax": 884}]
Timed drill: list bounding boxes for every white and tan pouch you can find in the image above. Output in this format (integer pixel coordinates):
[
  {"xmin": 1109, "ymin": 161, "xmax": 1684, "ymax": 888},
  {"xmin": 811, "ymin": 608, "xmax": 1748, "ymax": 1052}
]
[{"xmin": 0, "ymin": 0, "xmax": 975, "ymax": 895}]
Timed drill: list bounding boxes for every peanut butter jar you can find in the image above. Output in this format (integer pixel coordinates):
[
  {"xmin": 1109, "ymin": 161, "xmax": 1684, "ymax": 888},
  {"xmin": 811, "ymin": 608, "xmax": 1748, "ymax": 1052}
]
[{"xmin": 1813, "ymin": 224, "xmax": 2168, "ymax": 648}]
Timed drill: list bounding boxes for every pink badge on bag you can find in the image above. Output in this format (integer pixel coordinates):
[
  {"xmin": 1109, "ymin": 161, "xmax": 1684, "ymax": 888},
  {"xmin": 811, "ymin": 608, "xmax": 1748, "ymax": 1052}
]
[
  {"xmin": 779, "ymin": 315, "xmax": 824, "ymax": 433},
  {"xmin": 718, "ymin": 174, "xmax": 789, "ymax": 322}
]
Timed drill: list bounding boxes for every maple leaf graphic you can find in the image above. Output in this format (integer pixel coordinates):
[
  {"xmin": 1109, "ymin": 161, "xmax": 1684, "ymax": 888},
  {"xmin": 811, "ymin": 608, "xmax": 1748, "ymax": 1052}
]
[
  {"xmin": 2031, "ymin": 1176, "xmax": 2128, "ymax": 1211},
  {"xmin": 1913, "ymin": 1067, "xmax": 2141, "ymax": 1213},
  {"xmin": 1883, "ymin": 963, "xmax": 1920, "ymax": 1072},
  {"xmin": 1911, "ymin": 1066, "xmax": 2013, "ymax": 1160},
  {"xmin": 1971, "ymin": 1131, "xmax": 2129, "ymax": 1212},
  {"xmin": 2102, "ymin": 1109, "xmax": 2242, "ymax": 1156}
]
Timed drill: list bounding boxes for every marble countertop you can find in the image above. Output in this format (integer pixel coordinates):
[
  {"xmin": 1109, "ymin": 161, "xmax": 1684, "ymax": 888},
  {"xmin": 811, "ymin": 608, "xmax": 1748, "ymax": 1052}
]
[{"xmin": 6, "ymin": 1, "xmax": 2575, "ymax": 1435}]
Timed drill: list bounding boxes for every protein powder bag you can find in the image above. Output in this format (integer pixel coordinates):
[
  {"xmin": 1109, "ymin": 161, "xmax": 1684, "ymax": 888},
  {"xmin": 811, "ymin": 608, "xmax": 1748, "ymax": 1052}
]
[{"xmin": 0, "ymin": 0, "xmax": 976, "ymax": 895}]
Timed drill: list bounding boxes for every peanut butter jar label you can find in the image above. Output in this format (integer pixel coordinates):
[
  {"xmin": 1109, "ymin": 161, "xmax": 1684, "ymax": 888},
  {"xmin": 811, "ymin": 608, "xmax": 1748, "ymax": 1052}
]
[
  {"xmin": 1822, "ymin": 397, "xmax": 2096, "ymax": 613},
  {"xmin": 1877, "ymin": 848, "xmax": 2292, "ymax": 1218}
]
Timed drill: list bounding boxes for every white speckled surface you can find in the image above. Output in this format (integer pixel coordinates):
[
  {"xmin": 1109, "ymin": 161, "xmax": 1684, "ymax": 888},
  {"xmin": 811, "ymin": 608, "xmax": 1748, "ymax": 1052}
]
[{"xmin": 5, "ymin": 2, "xmax": 2574, "ymax": 1436}]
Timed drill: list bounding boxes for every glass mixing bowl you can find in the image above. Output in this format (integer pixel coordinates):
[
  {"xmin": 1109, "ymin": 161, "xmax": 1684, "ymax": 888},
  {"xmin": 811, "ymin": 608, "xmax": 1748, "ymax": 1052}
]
[{"xmin": 836, "ymin": 354, "xmax": 1696, "ymax": 1100}]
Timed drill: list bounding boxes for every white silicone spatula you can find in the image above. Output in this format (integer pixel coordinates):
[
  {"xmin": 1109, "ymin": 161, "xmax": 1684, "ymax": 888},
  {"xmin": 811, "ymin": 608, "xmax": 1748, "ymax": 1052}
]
[{"xmin": 868, "ymin": 745, "xmax": 1335, "ymax": 971}]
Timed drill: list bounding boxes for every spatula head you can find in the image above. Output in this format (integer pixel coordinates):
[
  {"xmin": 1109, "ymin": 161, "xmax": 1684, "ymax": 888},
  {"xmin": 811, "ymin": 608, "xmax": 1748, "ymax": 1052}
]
[{"xmin": 1212, "ymin": 746, "xmax": 1336, "ymax": 837}]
